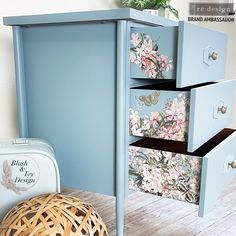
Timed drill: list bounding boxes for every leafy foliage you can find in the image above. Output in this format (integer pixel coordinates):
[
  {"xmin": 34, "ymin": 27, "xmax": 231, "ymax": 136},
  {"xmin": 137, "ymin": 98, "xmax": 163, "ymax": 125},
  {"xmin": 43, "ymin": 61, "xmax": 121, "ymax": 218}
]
[
  {"xmin": 120, "ymin": 0, "xmax": 156, "ymax": 10},
  {"xmin": 120, "ymin": 0, "xmax": 179, "ymax": 18}
]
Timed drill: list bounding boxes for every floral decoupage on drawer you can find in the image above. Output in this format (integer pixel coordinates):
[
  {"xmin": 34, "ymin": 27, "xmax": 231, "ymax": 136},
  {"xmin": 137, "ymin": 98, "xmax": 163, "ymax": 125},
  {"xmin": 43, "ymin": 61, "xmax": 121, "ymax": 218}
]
[
  {"xmin": 129, "ymin": 89, "xmax": 190, "ymax": 142},
  {"xmin": 130, "ymin": 27, "xmax": 177, "ymax": 80},
  {"xmin": 129, "ymin": 145, "xmax": 202, "ymax": 204}
]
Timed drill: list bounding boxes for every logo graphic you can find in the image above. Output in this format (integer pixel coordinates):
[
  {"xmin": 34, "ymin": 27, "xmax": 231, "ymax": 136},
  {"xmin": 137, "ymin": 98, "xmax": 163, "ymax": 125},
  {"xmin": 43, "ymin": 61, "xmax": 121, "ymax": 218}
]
[
  {"xmin": 1, "ymin": 157, "xmax": 40, "ymax": 195},
  {"xmin": 190, "ymin": 2, "xmax": 234, "ymax": 16},
  {"xmin": 188, "ymin": 1, "xmax": 235, "ymax": 22}
]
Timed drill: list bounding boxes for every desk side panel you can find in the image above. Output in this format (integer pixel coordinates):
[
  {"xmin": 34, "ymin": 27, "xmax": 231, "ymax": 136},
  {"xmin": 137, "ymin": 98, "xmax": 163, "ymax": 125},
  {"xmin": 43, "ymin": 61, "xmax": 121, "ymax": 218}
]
[{"xmin": 21, "ymin": 22, "xmax": 116, "ymax": 196}]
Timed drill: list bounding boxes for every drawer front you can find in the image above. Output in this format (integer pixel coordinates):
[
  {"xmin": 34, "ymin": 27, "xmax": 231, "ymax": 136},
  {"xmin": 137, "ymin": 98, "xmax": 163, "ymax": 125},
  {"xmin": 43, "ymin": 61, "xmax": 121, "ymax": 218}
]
[
  {"xmin": 131, "ymin": 22, "xmax": 227, "ymax": 88},
  {"xmin": 177, "ymin": 21, "xmax": 227, "ymax": 88},
  {"xmin": 129, "ymin": 145, "xmax": 202, "ymax": 204},
  {"xmin": 130, "ymin": 27, "xmax": 178, "ymax": 80},
  {"xmin": 199, "ymin": 130, "xmax": 236, "ymax": 217},
  {"xmin": 130, "ymin": 89, "xmax": 190, "ymax": 141},
  {"xmin": 188, "ymin": 80, "xmax": 236, "ymax": 152}
]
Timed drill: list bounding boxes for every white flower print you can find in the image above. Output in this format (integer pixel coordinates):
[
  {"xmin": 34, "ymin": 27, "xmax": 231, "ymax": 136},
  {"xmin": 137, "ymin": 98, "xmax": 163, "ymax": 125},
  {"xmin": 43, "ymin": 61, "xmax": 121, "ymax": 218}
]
[
  {"xmin": 129, "ymin": 93, "xmax": 190, "ymax": 142},
  {"xmin": 129, "ymin": 147, "xmax": 202, "ymax": 204},
  {"xmin": 130, "ymin": 33, "xmax": 174, "ymax": 79},
  {"xmin": 130, "ymin": 33, "xmax": 142, "ymax": 47}
]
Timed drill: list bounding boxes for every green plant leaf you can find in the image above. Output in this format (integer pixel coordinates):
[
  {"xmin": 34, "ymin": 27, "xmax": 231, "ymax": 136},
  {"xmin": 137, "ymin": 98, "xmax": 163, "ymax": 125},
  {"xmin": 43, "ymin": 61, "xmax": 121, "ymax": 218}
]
[
  {"xmin": 120, "ymin": 0, "xmax": 156, "ymax": 10},
  {"xmin": 167, "ymin": 5, "xmax": 179, "ymax": 19},
  {"xmin": 120, "ymin": 0, "xmax": 179, "ymax": 19}
]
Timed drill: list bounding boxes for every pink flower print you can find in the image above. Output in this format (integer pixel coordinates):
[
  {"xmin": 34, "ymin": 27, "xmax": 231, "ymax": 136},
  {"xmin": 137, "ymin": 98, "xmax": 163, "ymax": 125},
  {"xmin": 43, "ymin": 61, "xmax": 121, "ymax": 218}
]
[
  {"xmin": 131, "ymin": 33, "xmax": 142, "ymax": 47},
  {"xmin": 162, "ymin": 184, "xmax": 172, "ymax": 194},
  {"xmin": 129, "ymin": 179, "xmax": 140, "ymax": 192},
  {"xmin": 151, "ymin": 178, "xmax": 164, "ymax": 194},
  {"xmin": 129, "ymin": 92, "xmax": 189, "ymax": 141},
  {"xmin": 159, "ymin": 131, "xmax": 174, "ymax": 140},
  {"xmin": 145, "ymin": 67, "xmax": 157, "ymax": 79},
  {"xmin": 143, "ymin": 118, "xmax": 151, "ymax": 130},
  {"xmin": 129, "ymin": 109, "xmax": 140, "ymax": 126},
  {"xmin": 159, "ymin": 123, "xmax": 185, "ymax": 141},
  {"xmin": 166, "ymin": 114, "xmax": 178, "ymax": 122},
  {"xmin": 170, "ymin": 126, "xmax": 183, "ymax": 140},
  {"xmin": 189, "ymin": 176, "xmax": 201, "ymax": 190},
  {"xmin": 149, "ymin": 112, "xmax": 163, "ymax": 131},
  {"xmin": 168, "ymin": 167, "xmax": 180, "ymax": 180},
  {"xmin": 150, "ymin": 112, "xmax": 161, "ymax": 122},
  {"xmin": 159, "ymin": 55, "xmax": 173, "ymax": 72},
  {"xmin": 190, "ymin": 159, "xmax": 201, "ymax": 172},
  {"xmin": 130, "ymin": 33, "xmax": 174, "ymax": 79},
  {"xmin": 129, "ymin": 147, "xmax": 201, "ymax": 204},
  {"xmin": 139, "ymin": 55, "xmax": 157, "ymax": 78},
  {"xmin": 140, "ymin": 55, "xmax": 153, "ymax": 68}
]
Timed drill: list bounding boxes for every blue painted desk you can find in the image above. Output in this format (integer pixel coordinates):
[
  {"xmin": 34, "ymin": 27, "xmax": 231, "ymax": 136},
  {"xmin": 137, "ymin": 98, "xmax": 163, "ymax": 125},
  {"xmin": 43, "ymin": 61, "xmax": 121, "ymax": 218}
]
[
  {"xmin": 4, "ymin": 9, "xmax": 235, "ymax": 235},
  {"xmin": 4, "ymin": 9, "xmax": 177, "ymax": 235}
]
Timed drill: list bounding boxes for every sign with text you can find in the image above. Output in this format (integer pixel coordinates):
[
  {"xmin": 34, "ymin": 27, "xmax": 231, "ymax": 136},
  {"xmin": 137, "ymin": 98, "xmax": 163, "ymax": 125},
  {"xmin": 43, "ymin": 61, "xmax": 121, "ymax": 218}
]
[
  {"xmin": 190, "ymin": 3, "xmax": 234, "ymax": 16},
  {"xmin": 1, "ymin": 156, "xmax": 40, "ymax": 194},
  {"xmin": 188, "ymin": 2, "xmax": 235, "ymax": 22}
]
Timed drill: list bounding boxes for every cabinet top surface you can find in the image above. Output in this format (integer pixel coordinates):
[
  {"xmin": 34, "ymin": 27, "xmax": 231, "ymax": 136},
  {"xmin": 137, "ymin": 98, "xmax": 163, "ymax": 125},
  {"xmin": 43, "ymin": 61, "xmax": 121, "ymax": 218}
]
[{"xmin": 3, "ymin": 8, "xmax": 177, "ymax": 27}]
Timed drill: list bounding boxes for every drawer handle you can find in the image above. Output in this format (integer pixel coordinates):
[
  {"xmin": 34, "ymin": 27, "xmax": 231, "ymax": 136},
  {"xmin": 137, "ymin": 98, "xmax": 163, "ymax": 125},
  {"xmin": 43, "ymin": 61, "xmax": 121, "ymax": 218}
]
[
  {"xmin": 229, "ymin": 161, "xmax": 236, "ymax": 169},
  {"xmin": 218, "ymin": 105, "xmax": 227, "ymax": 114},
  {"xmin": 210, "ymin": 51, "xmax": 218, "ymax": 60}
]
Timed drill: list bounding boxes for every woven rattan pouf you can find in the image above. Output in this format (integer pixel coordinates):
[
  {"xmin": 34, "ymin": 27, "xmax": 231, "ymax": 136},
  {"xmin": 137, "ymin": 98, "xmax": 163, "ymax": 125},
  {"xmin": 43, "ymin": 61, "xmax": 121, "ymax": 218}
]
[{"xmin": 0, "ymin": 193, "xmax": 109, "ymax": 236}]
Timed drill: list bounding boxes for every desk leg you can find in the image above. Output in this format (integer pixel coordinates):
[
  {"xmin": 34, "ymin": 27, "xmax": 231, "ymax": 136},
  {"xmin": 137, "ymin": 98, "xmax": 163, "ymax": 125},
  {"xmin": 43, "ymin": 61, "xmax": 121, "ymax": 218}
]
[
  {"xmin": 116, "ymin": 20, "xmax": 128, "ymax": 236},
  {"xmin": 12, "ymin": 26, "xmax": 28, "ymax": 137}
]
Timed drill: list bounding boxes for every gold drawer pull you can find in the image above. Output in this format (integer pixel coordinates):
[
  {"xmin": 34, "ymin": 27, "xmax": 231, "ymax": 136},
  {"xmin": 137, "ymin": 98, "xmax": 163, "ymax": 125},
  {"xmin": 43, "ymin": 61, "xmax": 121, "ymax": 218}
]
[
  {"xmin": 210, "ymin": 52, "xmax": 218, "ymax": 60},
  {"xmin": 229, "ymin": 161, "xmax": 236, "ymax": 169},
  {"xmin": 218, "ymin": 105, "xmax": 227, "ymax": 114}
]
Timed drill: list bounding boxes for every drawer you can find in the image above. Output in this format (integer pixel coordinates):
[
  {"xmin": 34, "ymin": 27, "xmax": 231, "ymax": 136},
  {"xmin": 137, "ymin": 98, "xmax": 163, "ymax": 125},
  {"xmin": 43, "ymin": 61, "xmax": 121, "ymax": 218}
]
[
  {"xmin": 130, "ymin": 21, "xmax": 227, "ymax": 88},
  {"xmin": 129, "ymin": 129, "xmax": 236, "ymax": 217},
  {"xmin": 129, "ymin": 79, "xmax": 236, "ymax": 152}
]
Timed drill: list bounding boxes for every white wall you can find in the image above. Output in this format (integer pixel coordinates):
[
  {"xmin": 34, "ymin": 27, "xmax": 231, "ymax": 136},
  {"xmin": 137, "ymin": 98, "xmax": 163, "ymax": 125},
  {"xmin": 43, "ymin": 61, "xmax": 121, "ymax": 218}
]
[
  {"xmin": 0, "ymin": 0, "xmax": 120, "ymax": 139},
  {"xmin": 0, "ymin": 0, "xmax": 235, "ymax": 139}
]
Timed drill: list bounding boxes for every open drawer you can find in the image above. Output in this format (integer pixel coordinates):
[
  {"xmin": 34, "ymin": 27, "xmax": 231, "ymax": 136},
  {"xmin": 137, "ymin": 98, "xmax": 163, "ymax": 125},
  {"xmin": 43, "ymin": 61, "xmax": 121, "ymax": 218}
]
[
  {"xmin": 130, "ymin": 21, "xmax": 227, "ymax": 88},
  {"xmin": 129, "ymin": 79, "xmax": 236, "ymax": 152},
  {"xmin": 129, "ymin": 128, "xmax": 236, "ymax": 217}
]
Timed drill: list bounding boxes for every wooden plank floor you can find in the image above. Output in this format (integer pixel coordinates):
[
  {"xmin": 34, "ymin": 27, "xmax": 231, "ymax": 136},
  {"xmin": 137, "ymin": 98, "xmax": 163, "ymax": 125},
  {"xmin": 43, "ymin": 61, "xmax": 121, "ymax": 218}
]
[{"xmin": 62, "ymin": 176, "xmax": 236, "ymax": 236}]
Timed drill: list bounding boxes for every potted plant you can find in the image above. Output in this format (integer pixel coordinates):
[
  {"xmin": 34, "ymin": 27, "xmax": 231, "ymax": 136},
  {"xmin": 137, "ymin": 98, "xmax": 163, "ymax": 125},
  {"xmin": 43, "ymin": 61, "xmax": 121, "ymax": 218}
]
[{"xmin": 120, "ymin": 0, "xmax": 179, "ymax": 19}]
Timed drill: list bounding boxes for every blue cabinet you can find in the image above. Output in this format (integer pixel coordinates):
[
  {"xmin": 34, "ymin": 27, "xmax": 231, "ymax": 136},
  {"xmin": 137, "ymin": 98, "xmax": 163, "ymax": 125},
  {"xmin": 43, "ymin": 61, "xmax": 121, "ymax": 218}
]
[
  {"xmin": 129, "ymin": 128, "xmax": 236, "ymax": 217},
  {"xmin": 130, "ymin": 80, "xmax": 236, "ymax": 152},
  {"xmin": 131, "ymin": 22, "xmax": 227, "ymax": 87},
  {"xmin": 3, "ymin": 8, "xmax": 236, "ymax": 236}
]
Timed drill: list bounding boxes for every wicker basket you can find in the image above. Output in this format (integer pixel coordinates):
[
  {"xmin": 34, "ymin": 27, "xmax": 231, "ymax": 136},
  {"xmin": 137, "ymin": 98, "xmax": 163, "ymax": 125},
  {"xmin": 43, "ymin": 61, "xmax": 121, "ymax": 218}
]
[{"xmin": 0, "ymin": 193, "xmax": 109, "ymax": 236}]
